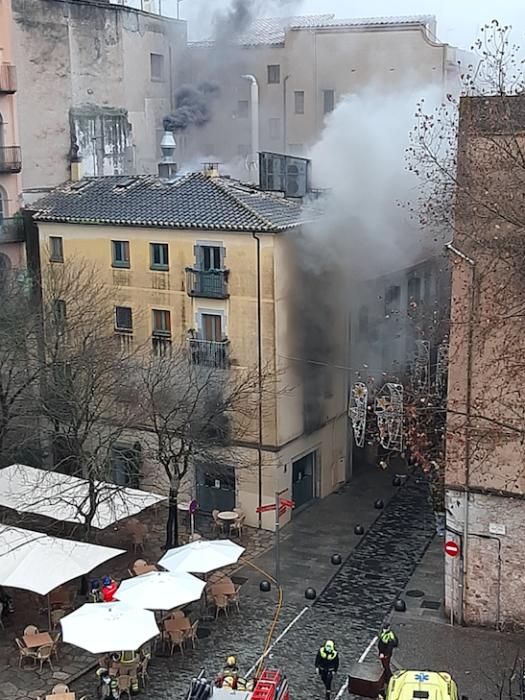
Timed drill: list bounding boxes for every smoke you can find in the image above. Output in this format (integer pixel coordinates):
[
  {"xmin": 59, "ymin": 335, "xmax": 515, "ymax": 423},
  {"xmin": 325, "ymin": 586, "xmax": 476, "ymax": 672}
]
[
  {"xmin": 164, "ymin": 81, "xmax": 220, "ymax": 132},
  {"xmin": 286, "ymin": 87, "xmax": 443, "ymax": 428}
]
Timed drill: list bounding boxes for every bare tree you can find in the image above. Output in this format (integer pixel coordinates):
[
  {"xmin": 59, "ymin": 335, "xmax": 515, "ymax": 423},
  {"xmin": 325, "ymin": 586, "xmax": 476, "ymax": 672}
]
[{"xmin": 137, "ymin": 347, "xmax": 268, "ymax": 549}]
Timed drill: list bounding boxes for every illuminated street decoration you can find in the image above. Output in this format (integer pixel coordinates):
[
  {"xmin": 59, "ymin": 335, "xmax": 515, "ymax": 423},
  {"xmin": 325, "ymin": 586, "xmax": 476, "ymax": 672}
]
[
  {"xmin": 412, "ymin": 340, "xmax": 430, "ymax": 394},
  {"xmin": 436, "ymin": 341, "xmax": 448, "ymax": 397},
  {"xmin": 349, "ymin": 382, "xmax": 368, "ymax": 448},
  {"xmin": 375, "ymin": 383, "xmax": 404, "ymax": 451}
]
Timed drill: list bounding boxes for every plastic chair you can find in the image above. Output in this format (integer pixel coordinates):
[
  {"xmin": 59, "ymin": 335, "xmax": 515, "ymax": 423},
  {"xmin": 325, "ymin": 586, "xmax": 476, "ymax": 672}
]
[
  {"xmin": 168, "ymin": 628, "xmax": 185, "ymax": 656},
  {"xmin": 138, "ymin": 654, "xmax": 150, "ymax": 688},
  {"xmin": 212, "ymin": 510, "xmax": 224, "ymax": 535},
  {"xmin": 228, "ymin": 585, "xmax": 241, "ymax": 613},
  {"xmin": 118, "ymin": 675, "xmax": 132, "ymax": 700},
  {"xmin": 51, "ymin": 608, "xmax": 66, "ymax": 629},
  {"xmin": 188, "ymin": 619, "xmax": 199, "ymax": 649},
  {"xmin": 213, "ymin": 594, "xmax": 229, "ymax": 619},
  {"xmin": 51, "ymin": 629, "xmax": 61, "ymax": 661},
  {"xmin": 37, "ymin": 643, "xmax": 54, "ymax": 672},
  {"xmin": 15, "ymin": 638, "xmax": 38, "ymax": 668},
  {"xmin": 230, "ymin": 513, "xmax": 245, "ymax": 540},
  {"xmin": 52, "ymin": 684, "xmax": 70, "ymax": 694},
  {"xmin": 23, "ymin": 624, "xmax": 39, "ymax": 636}
]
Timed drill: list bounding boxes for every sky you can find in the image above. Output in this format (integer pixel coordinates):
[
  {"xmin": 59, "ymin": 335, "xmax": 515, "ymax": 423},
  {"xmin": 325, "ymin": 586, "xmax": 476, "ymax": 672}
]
[{"xmin": 167, "ymin": 0, "xmax": 525, "ymax": 49}]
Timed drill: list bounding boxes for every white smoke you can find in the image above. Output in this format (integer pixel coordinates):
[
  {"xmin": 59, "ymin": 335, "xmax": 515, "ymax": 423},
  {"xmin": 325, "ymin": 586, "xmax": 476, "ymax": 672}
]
[{"xmin": 303, "ymin": 88, "xmax": 443, "ymax": 279}]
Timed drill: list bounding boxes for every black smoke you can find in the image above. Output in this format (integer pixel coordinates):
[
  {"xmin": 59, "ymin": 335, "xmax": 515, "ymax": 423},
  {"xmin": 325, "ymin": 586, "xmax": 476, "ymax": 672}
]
[{"xmin": 163, "ymin": 81, "xmax": 220, "ymax": 132}]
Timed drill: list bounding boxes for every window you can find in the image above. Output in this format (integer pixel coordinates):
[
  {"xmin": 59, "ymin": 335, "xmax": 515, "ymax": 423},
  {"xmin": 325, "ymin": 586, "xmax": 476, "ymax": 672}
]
[
  {"xmin": 152, "ymin": 309, "xmax": 171, "ymax": 336},
  {"xmin": 195, "ymin": 244, "xmax": 222, "ymax": 271},
  {"xmin": 294, "ymin": 90, "xmax": 305, "ymax": 114},
  {"xmin": 201, "ymin": 313, "xmax": 222, "ymax": 341},
  {"xmin": 111, "ymin": 240, "xmax": 130, "ymax": 268},
  {"xmin": 323, "ymin": 89, "xmax": 335, "ymax": 114},
  {"xmin": 150, "ymin": 242, "xmax": 169, "ymax": 271},
  {"xmin": 115, "ymin": 306, "xmax": 133, "ymax": 332},
  {"xmin": 49, "ymin": 236, "xmax": 64, "ymax": 263},
  {"xmin": 407, "ymin": 276, "xmax": 422, "ymax": 306},
  {"xmin": 269, "ymin": 117, "xmax": 281, "ymax": 140},
  {"xmin": 267, "ymin": 64, "xmax": 280, "ymax": 84},
  {"xmin": 150, "ymin": 53, "xmax": 164, "ymax": 81},
  {"xmin": 385, "ymin": 285, "xmax": 401, "ymax": 315},
  {"xmin": 237, "ymin": 100, "xmax": 249, "ymax": 118},
  {"xmin": 53, "ymin": 299, "xmax": 66, "ymax": 332}
]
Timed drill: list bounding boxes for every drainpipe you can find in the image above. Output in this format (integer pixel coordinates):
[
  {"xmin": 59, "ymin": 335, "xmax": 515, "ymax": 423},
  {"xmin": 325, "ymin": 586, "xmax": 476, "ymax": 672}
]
[
  {"xmin": 283, "ymin": 74, "xmax": 290, "ymax": 153},
  {"xmin": 445, "ymin": 242, "xmax": 476, "ymax": 625},
  {"xmin": 242, "ymin": 75, "xmax": 260, "ymax": 184},
  {"xmin": 252, "ymin": 232, "xmax": 263, "ymax": 528}
]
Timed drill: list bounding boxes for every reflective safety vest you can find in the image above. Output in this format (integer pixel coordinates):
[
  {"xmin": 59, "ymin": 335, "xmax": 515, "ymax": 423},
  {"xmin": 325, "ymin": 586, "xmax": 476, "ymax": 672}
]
[
  {"xmin": 319, "ymin": 646, "xmax": 337, "ymax": 661},
  {"xmin": 380, "ymin": 631, "xmax": 396, "ymax": 644}
]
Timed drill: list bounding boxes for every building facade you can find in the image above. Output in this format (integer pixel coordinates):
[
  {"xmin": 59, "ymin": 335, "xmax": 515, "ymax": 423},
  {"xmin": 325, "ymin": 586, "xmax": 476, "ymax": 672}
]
[
  {"xmin": 445, "ymin": 95, "xmax": 525, "ymax": 628},
  {"xmin": 0, "ymin": 0, "xmax": 24, "ymax": 267},
  {"xmin": 180, "ymin": 14, "xmax": 462, "ymax": 169},
  {"xmin": 11, "ymin": 0, "xmax": 186, "ymax": 202},
  {"xmin": 29, "ymin": 166, "xmax": 349, "ymax": 530}
]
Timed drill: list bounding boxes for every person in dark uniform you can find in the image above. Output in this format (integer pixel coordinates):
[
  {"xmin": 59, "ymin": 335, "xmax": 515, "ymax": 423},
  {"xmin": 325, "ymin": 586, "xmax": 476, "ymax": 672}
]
[
  {"xmin": 377, "ymin": 623, "xmax": 399, "ymax": 681},
  {"xmin": 315, "ymin": 640, "xmax": 339, "ymax": 699}
]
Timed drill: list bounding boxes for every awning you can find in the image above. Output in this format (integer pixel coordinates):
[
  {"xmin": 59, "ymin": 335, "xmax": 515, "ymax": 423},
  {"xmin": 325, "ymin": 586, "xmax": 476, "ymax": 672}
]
[
  {"xmin": 0, "ymin": 524, "xmax": 125, "ymax": 596},
  {"xmin": 0, "ymin": 464, "xmax": 166, "ymax": 529}
]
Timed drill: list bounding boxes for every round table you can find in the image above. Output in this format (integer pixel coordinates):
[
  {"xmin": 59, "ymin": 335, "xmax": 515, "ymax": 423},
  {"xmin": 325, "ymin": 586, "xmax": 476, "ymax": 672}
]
[
  {"xmin": 217, "ymin": 511, "xmax": 239, "ymax": 535},
  {"xmin": 177, "ymin": 502, "xmax": 190, "ymax": 512}
]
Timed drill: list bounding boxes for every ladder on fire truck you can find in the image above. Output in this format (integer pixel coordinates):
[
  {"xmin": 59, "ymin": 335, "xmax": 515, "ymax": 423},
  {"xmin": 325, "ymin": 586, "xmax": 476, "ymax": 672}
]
[{"xmin": 251, "ymin": 669, "xmax": 289, "ymax": 700}]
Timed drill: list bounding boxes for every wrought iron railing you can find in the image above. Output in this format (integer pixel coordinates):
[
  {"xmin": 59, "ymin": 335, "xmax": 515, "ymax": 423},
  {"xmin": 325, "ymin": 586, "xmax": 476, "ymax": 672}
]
[
  {"xmin": 185, "ymin": 268, "xmax": 229, "ymax": 299},
  {"xmin": 0, "ymin": 146, "xmax": 22, "ymax": 173},
  {"xmin": 0, "ymin": 64, "xmax": 17, "ymax": 94},
  {"xmin": 188, "ymin": 338, "xmax": 230, "ymax": 369}
]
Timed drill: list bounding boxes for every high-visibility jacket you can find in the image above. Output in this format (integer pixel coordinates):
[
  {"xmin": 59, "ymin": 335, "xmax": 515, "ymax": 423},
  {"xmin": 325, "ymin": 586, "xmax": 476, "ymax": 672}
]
[
  {"xmin": 315, "ymin": 647, "xmax": 339, "ymax": 672},
  {"xmin": 378, "ymin": 630, "xmax": 399, "ymax": 656}
]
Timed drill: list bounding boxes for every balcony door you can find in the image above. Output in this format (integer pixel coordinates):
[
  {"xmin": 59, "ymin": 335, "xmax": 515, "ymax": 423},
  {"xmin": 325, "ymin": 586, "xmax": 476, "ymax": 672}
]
[
  {"xmin": 201, "ymin": 313, "xmax": 222, "ymax": 342},
  {"xmin": 195, "ymin": 244, "xmax": 224, "ymax": 296}
]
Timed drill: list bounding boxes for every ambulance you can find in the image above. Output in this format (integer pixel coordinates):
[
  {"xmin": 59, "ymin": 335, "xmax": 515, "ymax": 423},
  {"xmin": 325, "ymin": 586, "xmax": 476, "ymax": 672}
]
[{"xmin": 386, "ymin": 670, "xmax": 459, "ymax": 700}]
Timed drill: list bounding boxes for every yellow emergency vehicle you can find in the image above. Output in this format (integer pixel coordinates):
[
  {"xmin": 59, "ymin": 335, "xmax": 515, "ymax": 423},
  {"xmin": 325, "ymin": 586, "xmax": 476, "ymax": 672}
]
[{"xmin": 386, "ymin": 670, "xmax": 459, "ymax": 700}]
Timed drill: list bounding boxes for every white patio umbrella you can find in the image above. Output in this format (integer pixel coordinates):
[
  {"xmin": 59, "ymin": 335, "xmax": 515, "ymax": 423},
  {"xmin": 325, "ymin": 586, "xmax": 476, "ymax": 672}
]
[
  {"xmin": 0, "ymin": 525, "xmax": 125, "ymax": 595},
  {"xmin": 60, "ymin": 601, "xmax": 159, "ymax": 654},
  {"xmin": 158, "ymin": 539, "xmax": 245, "ymax": 575},
  {"xmin": 116, "ymin": 570, "xmax": 206, "ymax": 610},
  {"xmin": 0, "ymin": 464, "xmax": 166, "ymax": 529}
]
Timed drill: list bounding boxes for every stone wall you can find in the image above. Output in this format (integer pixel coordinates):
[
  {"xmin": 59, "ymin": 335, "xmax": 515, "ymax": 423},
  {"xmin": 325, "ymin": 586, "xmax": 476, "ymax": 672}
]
[
  {"xmin": 445, "ymin": 488, "xmax": 525, "ymax": 628},
  {"xmin": 12, "ymin": 0, "xmax": 186, "ymax": 199}
]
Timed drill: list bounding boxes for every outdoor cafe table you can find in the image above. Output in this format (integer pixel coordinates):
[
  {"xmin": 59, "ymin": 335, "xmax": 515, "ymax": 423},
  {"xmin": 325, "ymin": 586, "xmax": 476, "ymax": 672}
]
[
  {"xmin": 164, "ymin": 616, "xmax": 190, "ymax": 631},
  {"xmin": 23, "ymin": 631, "xmax": 53, "ymax": 648},
  {"xmin": 45, "ymin": 694, "xmax": 75, "ymax": 700},
  {"xmin": 211, "ymin": 581, "xmax": 235, "ymax": 596},
  {"xmin": 217, "ymin": 511, "xmax": 239, "ymax": 535}
]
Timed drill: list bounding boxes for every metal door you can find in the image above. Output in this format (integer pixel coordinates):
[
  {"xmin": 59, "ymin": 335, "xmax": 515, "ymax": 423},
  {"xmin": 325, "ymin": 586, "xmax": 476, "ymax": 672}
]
[
  {"xmin": 292, "ymin": 451, "xmax": 315, "ymax": 510},
  {"xmin": 196, "ymin": 463, "xmax": 235, "ymax": 513}
]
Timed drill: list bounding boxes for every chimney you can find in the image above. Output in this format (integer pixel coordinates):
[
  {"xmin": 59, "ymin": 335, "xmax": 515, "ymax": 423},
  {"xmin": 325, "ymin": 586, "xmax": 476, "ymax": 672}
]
[
  {"xmin": 70, "ymin": 142, "xmax": 82, "ymax": 182},
  {"xmin": 202, "ymin": 162, "xmax": 220, "ymax": 178},
  {"xmin": 158, "ymin": 130, "xmax": 177, "ymax": 180}
]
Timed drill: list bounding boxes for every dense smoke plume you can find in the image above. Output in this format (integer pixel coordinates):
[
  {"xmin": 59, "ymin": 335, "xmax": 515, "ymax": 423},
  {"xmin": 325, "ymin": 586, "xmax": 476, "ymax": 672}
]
[
  {"xmin": 287, "ymin": 88, "xmax": 442, "ymax": 429},
  {"xmin": 164, "ymin": 81, "xmax": 220, "ymax": 132}
]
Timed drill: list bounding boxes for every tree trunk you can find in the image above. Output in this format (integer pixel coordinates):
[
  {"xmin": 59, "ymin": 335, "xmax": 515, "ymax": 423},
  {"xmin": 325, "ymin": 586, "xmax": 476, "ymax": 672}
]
[{"xmin": 165, "ymin": 485, "xmax": 179, "ymax": 550}]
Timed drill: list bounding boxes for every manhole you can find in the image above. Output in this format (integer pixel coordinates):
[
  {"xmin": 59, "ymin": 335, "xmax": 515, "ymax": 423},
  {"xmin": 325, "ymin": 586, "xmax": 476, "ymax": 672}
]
[
  {"xmin": 420, "ymin": 600, "xmax": 441, "ymax": 610},
  {"xmin": 406, "ymin": 589, "xmax": 425, "ymax": 598}
]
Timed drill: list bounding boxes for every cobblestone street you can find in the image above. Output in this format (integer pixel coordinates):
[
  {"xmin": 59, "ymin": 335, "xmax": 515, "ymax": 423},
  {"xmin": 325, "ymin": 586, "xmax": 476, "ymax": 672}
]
[{"xmin": 69, "ymin": 473, "xmax": 435, "ymax": 699}]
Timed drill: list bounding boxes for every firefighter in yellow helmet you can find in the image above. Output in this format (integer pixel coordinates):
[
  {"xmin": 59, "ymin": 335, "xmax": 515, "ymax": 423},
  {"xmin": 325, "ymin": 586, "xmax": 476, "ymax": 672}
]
[
  {"xmin": 315, "ymin": 640, "xmax": 339, "ymax": 700},
  {"xmin": 218, "ymin": 655, "xmax": 239, "ymax": 690}
]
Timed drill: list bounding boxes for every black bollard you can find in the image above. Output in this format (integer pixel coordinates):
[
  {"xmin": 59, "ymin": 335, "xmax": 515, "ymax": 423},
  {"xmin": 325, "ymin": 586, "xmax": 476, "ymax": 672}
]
[
  {"xmin": 374, "ymin": 499, "xmax": 384, "ymax": 509},
  {"xmin": 259, "ymin": 580, "xmax": 271, "ymax": 592},
  {"xmin": 394, "ymin": 598, "xmax": 406, "ymax": 612},
  {"xmin": 354, "ymin": 525, "xmax": 365, "ymax": 535},
  {"xmin": 331, "ymin": 554, "xmax": 342, "ymax": 565},
  {"xmin": 305, "ymin": 587, "xmax": 317, "ymax": 600},
  {"xmin": 392, "ymin": 476, "xmax": 402, "ymax": 487}
]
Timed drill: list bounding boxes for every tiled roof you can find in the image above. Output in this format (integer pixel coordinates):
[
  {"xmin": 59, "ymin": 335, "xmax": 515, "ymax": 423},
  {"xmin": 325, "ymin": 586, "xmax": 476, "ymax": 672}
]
[
  {"xmin": 190, "ymin": 14, "xmax": 435, "ymax": 47},
  {"xmin": 32, "ymin": 173, "xmax": 309, "ymax": 233}
]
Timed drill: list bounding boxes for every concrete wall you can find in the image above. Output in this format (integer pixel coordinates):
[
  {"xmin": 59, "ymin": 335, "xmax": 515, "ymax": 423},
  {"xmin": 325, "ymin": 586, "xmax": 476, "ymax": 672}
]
[
  {"xmin": 180, "ymin": 22, "xmax": 458, "ymax": 168},
  {"xmin": 12, "ymin": 0, "xmax": 186, "ymax": 198}
]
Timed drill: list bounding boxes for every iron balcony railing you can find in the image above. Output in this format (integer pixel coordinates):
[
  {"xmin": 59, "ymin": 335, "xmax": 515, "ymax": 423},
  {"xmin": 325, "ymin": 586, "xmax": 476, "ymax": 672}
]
[
  {"xmin": 0, "ymin": 64, "xmax": 17, "ymax": 94},
  {"xmin": 0, "ymin": 217, "xmax": 25, "ymax": 243},
  {"xmin": 185, "ymin": 268, "xmax": 229, "ymax": 299},
  {"xmin": 188, "ymin": 338, "xmax": 230, "ymax": 369},
  {"xmin": 0, "ymin": 146, "xmax": 22, "ymax": 173}
]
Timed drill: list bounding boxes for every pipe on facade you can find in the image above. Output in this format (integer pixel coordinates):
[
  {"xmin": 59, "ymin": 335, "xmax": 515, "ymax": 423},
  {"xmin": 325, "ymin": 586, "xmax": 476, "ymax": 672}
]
[
  {"xmin": 252, "ymin": 232, "xmax": 263, "ymax": 528},
  {"xmin": 242, "ymin": 75, "xmax": 260, "ymax": 183},
  {"xmin": 445, "ymin": 241, "xmax": 476, "ymax": 625},
  {"xmin": 283, "ymin": 75, "xmax": 290, "ymax": 153}
]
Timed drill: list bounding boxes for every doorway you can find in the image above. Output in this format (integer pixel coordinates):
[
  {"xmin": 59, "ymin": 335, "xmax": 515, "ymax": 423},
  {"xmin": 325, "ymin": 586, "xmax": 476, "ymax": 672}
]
[
  {"xmin": 196, "ymin": 463, "xmax": 235, "ymax": 513},
  {"xmin": 292, "ymin": 450, "xmax": 316, "ymax": 511}
]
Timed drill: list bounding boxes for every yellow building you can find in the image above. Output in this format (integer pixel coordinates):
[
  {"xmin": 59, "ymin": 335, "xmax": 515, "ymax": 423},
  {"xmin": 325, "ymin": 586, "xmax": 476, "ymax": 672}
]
[{"xmin": 29, "ymin": 165, "xmax": 349, "ymax": 530}]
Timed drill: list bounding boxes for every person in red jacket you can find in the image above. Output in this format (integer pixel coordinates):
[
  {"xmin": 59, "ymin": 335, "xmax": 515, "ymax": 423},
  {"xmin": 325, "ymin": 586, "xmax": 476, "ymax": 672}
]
[{"xmin": 101, "ymin": 576, "xmax": 118, "ymax": 602}]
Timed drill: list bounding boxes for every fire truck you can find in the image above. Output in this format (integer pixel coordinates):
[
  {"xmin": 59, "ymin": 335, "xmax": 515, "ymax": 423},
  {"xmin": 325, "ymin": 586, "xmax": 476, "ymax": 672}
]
[{"xmin": 186, "ymin": 669, "xmax": 289, "ymax": 700}]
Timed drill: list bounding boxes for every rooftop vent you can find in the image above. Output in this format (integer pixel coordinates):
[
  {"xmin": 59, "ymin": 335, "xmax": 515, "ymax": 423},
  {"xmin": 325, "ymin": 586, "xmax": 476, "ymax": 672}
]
[
  {"xmin": 158, "ymin": 130, "xmax": 177, "ymax": 180},
  {"xmin": 202, "ymin": 162, "xmax": 220, "ymax": 178}
]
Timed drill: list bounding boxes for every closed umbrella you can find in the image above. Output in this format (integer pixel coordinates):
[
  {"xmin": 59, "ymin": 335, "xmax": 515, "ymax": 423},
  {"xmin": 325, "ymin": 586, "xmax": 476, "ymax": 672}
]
[
  {"xmin": 116, "ymin": 571, "xmax": 205, "ymax": 611},
  {"xmin": 158, "ymin": 539, "xmax": 245, "ymax": 574},
  {"xmin": 60, "ymin": 601, "xmax": 159, "ymax": 654}
]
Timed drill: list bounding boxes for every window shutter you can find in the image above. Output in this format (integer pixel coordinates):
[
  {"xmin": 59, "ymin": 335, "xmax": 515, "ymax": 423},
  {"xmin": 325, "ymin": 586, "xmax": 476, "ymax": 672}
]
[
  {"xmin": 219, "ymin": 246, "xmax": 226, "ymax": 269},
  {"xmin": 194, "ymin": 245, "xmax": 204, "ymax": 270}
]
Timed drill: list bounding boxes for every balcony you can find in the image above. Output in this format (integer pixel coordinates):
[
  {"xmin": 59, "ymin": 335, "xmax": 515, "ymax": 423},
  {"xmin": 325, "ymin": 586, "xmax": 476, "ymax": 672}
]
[
  {"xmin": 0, "ymin": 146, "xmax": 22, "ymax": 173},
  {"xmin": 185, "ymin": 267, "xmax": 229, "ymax": 299},
  {"xmin": 0, "ymin": 65, "xmax": 17, "ymax": 94},
  {"xmin": 0, "ymin": 217, "xmax": 25, "ymax": 243},
  {"xmin": 189, "ymin": 338, "xmax": 230, "ymax": 369}
]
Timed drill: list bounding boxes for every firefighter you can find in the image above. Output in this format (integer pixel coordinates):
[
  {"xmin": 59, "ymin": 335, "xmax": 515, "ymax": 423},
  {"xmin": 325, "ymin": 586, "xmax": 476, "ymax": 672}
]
[
  {"xmin": 217, "ymin": 655, "xmax": 239, "ymax": 689},
  {"xmin": 315, "ymin": 640, "xmax": 339, "ymax": 700},
  {"xmin": 377, "ymin": 623, "xmax": 399, "ymax": 681}
]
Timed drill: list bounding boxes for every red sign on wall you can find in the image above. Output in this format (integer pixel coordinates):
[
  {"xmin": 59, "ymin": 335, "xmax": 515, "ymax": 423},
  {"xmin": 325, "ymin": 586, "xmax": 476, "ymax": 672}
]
[{"xmin": 444, "ymin": 540, "xmax": 460, "ymax": 557}]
